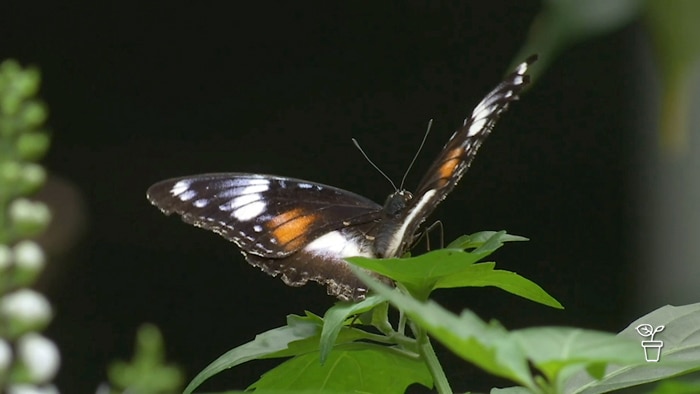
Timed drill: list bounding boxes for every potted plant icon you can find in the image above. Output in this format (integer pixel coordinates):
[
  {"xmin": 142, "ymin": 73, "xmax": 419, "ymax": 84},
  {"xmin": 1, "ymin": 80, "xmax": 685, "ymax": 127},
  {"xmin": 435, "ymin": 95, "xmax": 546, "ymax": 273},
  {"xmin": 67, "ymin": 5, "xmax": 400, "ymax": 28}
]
[{"xmin": 636, "ymin": 323, "xmax": 665, "ymax": 362}]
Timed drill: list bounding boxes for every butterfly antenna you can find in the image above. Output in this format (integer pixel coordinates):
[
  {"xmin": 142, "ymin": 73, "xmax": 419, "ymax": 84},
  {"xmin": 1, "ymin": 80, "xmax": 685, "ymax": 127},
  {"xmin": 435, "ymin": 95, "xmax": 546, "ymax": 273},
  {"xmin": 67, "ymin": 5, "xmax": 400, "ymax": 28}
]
[
  {"xmin": 352, "ymin": 138, "xmax": 398, "ymax": 190},
  {"xmin": 399, "ymin": 119, "xmax": 433, "ymax": 189}
]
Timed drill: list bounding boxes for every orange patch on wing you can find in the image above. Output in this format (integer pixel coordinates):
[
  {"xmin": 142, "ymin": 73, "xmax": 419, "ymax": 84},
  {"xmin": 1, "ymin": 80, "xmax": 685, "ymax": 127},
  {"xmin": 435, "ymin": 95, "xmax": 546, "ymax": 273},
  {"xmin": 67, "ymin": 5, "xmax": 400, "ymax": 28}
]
[
  {"xmin": 267, "ymin": 208, "xmax": 304, "ymax": 228},
  {"xmin": 437, "ymin": 147, "xmax": 463, "ymax": 180},
  {"xmin": 269, "ymin": 208, "xmax": 318, "ymax": 249}
]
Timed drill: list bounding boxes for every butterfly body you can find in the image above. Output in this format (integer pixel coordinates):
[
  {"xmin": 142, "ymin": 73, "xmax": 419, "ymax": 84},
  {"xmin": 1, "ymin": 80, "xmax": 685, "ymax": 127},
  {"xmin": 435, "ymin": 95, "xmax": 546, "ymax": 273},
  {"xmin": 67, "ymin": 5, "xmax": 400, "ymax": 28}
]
[{"xmin": 147, "ymin": 56, "xmax": 536, "ymax": 301}]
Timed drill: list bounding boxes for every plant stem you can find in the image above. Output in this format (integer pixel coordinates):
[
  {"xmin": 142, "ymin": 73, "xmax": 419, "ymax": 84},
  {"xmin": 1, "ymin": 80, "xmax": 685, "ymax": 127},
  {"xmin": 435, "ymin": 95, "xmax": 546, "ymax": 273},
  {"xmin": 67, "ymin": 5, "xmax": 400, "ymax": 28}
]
[{"xmin": 412, "ymin": 322, "xmax": 452, "ymax": 394}]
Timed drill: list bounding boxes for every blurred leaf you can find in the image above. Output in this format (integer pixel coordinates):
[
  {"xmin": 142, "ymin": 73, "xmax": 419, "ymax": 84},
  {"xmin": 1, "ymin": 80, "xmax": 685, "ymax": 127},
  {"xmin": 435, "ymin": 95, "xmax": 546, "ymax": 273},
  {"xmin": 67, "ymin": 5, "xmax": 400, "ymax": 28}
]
[
  {"xmin": 490, "ymin": 387, "xmax": 533, "ymax": 394},
  {"xmin": 564, "ymin": 303, "xmax": 700, "ymax": 393},
  {"xmin": 646, "ymin": 0, "xmax": 700, "ymax": 153},
  {"xmin": 512, "ymin": 327, "xmax": 640, "ymax": 387},
  {"xmin": 648, "ymin": 374, "xmax": 700, "ymax": 394},
  {"xmin": 108, "ymin": 324, "xmax": 184, "ymax": 394},
  {"xmin": 514, "ymin": 0, "xmax": 643, "ymax": 80}
]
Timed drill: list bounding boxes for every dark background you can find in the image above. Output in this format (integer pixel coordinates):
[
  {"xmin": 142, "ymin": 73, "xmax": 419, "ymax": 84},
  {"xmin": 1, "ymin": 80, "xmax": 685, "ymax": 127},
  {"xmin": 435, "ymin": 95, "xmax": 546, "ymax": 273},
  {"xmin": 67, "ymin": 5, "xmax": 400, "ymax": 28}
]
[{"xmin": 2, "ymin": 2, "xmax": 641, "ymax": 392}]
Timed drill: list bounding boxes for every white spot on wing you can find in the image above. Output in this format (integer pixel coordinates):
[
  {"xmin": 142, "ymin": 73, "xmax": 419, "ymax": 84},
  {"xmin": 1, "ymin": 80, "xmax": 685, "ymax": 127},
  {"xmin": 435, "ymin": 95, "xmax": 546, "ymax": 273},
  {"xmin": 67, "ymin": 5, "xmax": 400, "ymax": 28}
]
[
  {"xmin": 221, "ymin": 177, "xmax": 269, "ymax": 188},
  {"xmin": 171, "ymin": 180, "xmax": 191, "ymax": 196},
  {"xmin": 178, "ymin": 190, "xmax": 197, "ymax": 201},
  {"xmin": 468, "ymin": 117, "xmax": 488, "ymax": 137},
  {"xmin": 233, "ymin": 201, "xmax": 266, "ymax": 221},
  {"xmin": 238, "ymin": 184, "xmax": 269, "ymax": 195},
  {"xmin": 304, "ymin": 231, "xmax": 372, "ymax": 259},
  {"xmin": 220, "ymin": 193, "xmax": 260, "ymax": 212},
  {"xmin": 193, "ymin": 199, "xmax": 209, "ymax": 208},
  {"xmin": 297, "ymin": 183, "xmax": 313, "ymax": 189}
]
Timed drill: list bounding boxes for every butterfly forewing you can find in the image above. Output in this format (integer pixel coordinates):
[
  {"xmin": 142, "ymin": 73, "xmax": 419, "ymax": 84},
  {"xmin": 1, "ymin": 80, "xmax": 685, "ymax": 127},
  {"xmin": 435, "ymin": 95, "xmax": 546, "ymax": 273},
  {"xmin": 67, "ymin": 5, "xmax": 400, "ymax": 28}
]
[
  {"xmin": 147, "ymin": 56, "xmax": 536, "ymax": 301},
  {"xmin": 370, "ymin": 56, "xmax": 536, "ymax": 259},
  {"xmin": 147, "ymin": 173, "xmax": 383, "ymax": 257},
  {"xmin": 415, "ymin": 56, "xmax": 535, "ymax": 197}
]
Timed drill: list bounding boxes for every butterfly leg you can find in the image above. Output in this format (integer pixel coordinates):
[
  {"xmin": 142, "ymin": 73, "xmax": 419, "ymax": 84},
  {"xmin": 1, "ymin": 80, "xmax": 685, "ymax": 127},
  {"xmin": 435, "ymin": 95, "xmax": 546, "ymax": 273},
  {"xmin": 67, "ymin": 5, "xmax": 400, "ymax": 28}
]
[{"xmin": 411, "ymin": 220, "xmax": 444, "ymax": 252}]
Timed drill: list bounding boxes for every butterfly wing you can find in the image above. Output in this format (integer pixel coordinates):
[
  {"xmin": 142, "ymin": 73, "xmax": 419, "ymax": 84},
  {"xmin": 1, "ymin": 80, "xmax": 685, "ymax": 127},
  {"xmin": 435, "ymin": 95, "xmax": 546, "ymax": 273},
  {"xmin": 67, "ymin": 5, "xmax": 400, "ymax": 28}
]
[
  {"xmin": 415, "ymin": 56, "xmax": 536, "ymax": 197},
  {"xmin": 147, "ymin": 173, "xmax": 386, "ymax": 300},
  {"xmin": 374, "ymin": 56, "xmax": 536, "ymax": 258}
]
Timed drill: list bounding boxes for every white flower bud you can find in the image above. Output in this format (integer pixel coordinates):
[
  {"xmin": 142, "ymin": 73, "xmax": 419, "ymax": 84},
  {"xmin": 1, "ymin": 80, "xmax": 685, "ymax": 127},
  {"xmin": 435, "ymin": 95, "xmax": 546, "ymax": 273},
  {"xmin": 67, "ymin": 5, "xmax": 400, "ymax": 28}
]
[
  {"xmin": 13, "ymin": 241, "xmax": 45, "ymax": 271},
  {"xmin": 0, "ymin": 289, "xmax": 52, "ymax": 328},
  {"xmin": 8, "ymin": 198, "xmax": 51, "ymax": 235},
  {"xmin": 21, "ymin": 164, "xmax": 47, "ymax": 190},
  {"xmin": 17, "ymin": 334, "xmax": 60, "ymax": 383},
  {"xmin": 8, "ymin": 384, "xmax": 60, "ymax": 394}
]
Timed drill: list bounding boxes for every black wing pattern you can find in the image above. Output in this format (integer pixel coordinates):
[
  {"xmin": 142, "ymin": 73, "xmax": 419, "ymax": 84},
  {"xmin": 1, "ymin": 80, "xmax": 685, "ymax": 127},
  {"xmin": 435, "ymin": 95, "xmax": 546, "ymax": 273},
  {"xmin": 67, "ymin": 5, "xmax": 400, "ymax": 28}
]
[{"xmin": 147, "ymin": 173, "xmax": 387, "ymax": 300}]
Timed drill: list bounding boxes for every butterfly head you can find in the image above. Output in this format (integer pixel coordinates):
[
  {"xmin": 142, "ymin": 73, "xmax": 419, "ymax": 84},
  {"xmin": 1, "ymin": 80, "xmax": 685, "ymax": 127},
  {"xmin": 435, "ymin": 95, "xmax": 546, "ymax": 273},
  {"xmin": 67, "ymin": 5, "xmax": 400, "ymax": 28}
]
[{"xmin": 382, "ymin": 190, "xmax": 413, "ymax": 217}]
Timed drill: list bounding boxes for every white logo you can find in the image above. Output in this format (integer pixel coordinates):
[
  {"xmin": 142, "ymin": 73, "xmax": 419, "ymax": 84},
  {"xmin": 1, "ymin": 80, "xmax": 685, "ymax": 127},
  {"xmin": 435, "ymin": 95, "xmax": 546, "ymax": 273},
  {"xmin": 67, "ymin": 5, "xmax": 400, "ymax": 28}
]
[{"xmin": 635, "ymin": 324, "xmax": 665, "ymax": 362}]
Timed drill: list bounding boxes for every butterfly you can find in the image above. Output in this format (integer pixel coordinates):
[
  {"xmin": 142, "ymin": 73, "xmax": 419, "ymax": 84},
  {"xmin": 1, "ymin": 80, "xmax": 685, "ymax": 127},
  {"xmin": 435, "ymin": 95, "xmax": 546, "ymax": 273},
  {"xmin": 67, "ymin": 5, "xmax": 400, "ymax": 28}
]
[{"xmin": 147, "ymin": 55, "xmax": 536, "ymax": 301}]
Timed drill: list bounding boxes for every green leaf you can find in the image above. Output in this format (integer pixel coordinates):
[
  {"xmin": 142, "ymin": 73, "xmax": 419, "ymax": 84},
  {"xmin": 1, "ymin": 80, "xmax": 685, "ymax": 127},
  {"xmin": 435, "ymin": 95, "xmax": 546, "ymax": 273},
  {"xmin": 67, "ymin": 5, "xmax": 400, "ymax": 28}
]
[
  {"xmin": 649, "ymin": 375, "xmax": 700, "ymax": 394},
  {"xmin": 511, "ymin": 327, "xmax": 640, "ymax": 387},
  {"xmin": 248, "ymin": 343, "xmax": 432, "ymax": 393},
  {"xmin": 183, "ymin": 314, "xmax": 319, "ymax": 394},
  {"xmin": 436, "ymin": 262, "xmax": 563, "ymax": 309},
  {"xmin": 348, "ymin": 232, "xmax": 561, "ymax": 307},
  {"xmin": 513, "ymin": 0, "xmax": 643, "ymax": 81},
  {"xmin": 183, "ymin": 313, "xmax": 379, "ymax": 394},
  {"xmin": 319, "ymin": 294, "xmax": 386, "ymax": 363},
  {"xmin": 564, "ymin": 303, "xmax": 700, "ymax": 394},
  {"xmin": 108, "ymin": 324, "xmax": 184, "ymax": 393},
  {"xmin": 645, "ymin": 0, "xmax": 700, "ymax": 152},
  {"xmin": 353, "ymin": 267, "xmax": 537, "ymax": 390},
  {"xmin": 446, "ymin": 231, "xmax": 529, "ymax": 250},
  {"xmin": 348, "ymin": 249, "xmax": 488, "ymax": 284},
  {"xmin": 347, "ymin": 232, "xmax": 517, "ymax": 300},
  {"xmin": 490, "ymin": 387, "xmax": 535, "ymax": 394}
]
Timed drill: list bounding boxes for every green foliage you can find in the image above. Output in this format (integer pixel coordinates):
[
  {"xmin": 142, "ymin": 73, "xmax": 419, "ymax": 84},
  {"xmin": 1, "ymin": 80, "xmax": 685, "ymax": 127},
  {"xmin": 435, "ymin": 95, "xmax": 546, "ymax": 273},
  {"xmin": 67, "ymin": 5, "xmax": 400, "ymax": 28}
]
[
  {"xmin": 514, "ymin": 0, "xmax": 643, "ymax": 81},
  {"xmin": 563, "ymin": 303, "xmax": 700, "ymax": 393},
  {"xmin": 648, "ymin": 376, "xmax": 700, "ymax": 394},
  {"xmin": 348, "ymin": 231, "xmax": 562, "ymax": 307},
  {"xmin": 181, "ymin": 232, "xmax": 700, "ymax": 393},
  {"xmin": 517, "ymin": 0, "xmax": 700, "ymax": 153},
  {"xmin": 182, "ymin": 232, "xmax": 556, "ymax": 393},
  {"xmin": 108, "ymin": 324, "xmax": 185, "ymax": 394},
  {"xmin": 0, "ymin": 59, "xmax": 50, "ymax": 245},
  {"xmin": 645, "ymin": 0, "xmax": 700, "ymax": 151},
  {"xmin": 0, "ymin": 59, "xmax": 59, "ymax": 391}
]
